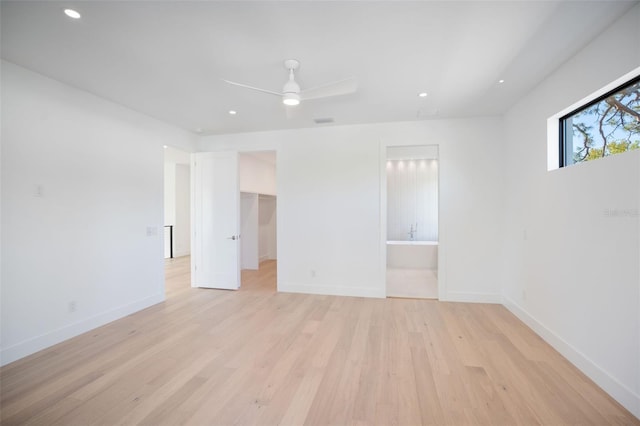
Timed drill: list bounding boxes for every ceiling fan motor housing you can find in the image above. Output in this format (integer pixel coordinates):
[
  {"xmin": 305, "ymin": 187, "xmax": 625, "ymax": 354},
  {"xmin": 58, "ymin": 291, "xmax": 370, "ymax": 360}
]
[
  {"xmin": 283, "ymin": 79, "xmax": 300, "ymax": 94},
  {"xmin": 282, "ymin": 60, "xmax": 301, "ymax": 105},
  {"xmin": 283, "ymin": 92, "xmax": 300, "ymax": 106}
]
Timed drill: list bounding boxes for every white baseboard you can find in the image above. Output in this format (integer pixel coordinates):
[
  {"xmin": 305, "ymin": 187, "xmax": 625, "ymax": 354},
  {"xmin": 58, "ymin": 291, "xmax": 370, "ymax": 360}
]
[
  {"xmin": 442, "ymin": 291, "xmax": 502, "ymax": 304},
  {"xmin": 0, "ymin": 293, "xmax": 165, "ymax": 367},
  {"xmin": 278, "ymin": 282, "xmax": 385, "ymax": 299},
  {"xmin": 173, "ymin": 250, "xmax": 190, "ymax": 258},
  {"xmin": 503, "ymin": 296, "xmax": 640, "ymax": 420},
  {"xmin": 277, "ymin": 285, "xmax": 498, "ymax": 302}
]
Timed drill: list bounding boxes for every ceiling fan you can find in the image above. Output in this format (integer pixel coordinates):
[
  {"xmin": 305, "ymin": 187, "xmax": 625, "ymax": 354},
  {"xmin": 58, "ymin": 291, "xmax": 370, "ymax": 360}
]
[{"xmin": 223, "ymin": 59, "xmax": 357, "ymax": 106}]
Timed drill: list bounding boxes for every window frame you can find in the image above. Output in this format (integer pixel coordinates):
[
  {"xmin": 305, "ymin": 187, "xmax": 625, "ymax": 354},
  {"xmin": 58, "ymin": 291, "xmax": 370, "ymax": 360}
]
[{"xmin": 558, "ymin": 74, "xmax": 640, "ymax": 168}]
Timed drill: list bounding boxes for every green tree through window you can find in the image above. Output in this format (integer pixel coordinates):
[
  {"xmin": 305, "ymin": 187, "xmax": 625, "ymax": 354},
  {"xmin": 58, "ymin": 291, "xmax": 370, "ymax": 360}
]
[{"xmin": 562, "ymin": 76, "xmax": 640, "ymax": 166}]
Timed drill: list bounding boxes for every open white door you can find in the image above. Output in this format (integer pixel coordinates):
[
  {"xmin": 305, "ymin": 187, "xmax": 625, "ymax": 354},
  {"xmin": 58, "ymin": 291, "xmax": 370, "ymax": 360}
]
[{"xmin": 192, "ymin": 151, "xmax": 240, "ymax": 290}]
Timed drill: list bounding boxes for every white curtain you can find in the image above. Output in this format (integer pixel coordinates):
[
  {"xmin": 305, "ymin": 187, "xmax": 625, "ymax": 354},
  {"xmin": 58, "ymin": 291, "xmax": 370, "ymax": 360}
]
[{"xmin": 387, "ymin": 159, "xmax": 438, "ymax": 241}]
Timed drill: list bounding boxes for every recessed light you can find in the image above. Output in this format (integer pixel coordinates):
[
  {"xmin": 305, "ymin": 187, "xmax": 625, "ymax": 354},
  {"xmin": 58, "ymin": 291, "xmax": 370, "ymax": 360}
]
[
  {"xmin": 163, "ymin": 145, "xmax": 168, "ymax": 149},
  {"xmin": 229, "ymin": 110, "xmax": 237, "ymax": 115},
  {"xmin": 498, "ymin": 79, "xmax": 505, "ymax": 84},
  {"xmin": 64, "ymin": 8, "xmax": 81, "ymax": 19},
  {"xmin": 418, "ymin": 92, "xmax": 428, "ymax": 98}
]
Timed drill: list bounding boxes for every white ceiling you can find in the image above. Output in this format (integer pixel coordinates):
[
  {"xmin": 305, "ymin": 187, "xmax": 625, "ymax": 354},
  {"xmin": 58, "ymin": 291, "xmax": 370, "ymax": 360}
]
[{"xmin": 1, "ymin": 1, "xmax": 637, "ymax": 136}]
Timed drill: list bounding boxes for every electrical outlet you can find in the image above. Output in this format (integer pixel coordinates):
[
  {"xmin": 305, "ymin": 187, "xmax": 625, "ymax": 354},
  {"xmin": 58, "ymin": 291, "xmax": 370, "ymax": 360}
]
[{"xmin": 68, "ymin": 301, "xmax": 77, "ymax": 313}]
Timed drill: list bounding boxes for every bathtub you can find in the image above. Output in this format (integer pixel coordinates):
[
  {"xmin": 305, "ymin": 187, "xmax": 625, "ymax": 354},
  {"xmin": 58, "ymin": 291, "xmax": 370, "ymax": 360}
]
[{"xmin": 387, "ymin": 240, "xmax": 438, "ymax": 269}]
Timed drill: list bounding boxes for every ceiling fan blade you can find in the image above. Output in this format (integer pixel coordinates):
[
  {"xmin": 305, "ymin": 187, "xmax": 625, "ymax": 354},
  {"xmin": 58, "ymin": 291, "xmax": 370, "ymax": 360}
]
[
  {"xmin": 300, "ymin": 77, "xmax": 357, "ymax": 101},
  {"xmin": 222, "ymin": 79, "xmax": 282, "ymax": 97}
]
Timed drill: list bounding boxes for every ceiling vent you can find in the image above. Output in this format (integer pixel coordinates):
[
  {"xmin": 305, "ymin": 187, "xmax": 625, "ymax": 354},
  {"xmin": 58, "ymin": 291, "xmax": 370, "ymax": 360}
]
[{"xmin": 314, "ymin": 117, "xmax": 335, "ymax": 124}]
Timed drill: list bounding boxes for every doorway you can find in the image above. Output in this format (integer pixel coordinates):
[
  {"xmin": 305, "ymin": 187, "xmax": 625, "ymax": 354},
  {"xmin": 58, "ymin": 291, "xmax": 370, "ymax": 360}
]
[
  {"xmin": 384, "ymin": 145, "xmax": 439, "ymax": 299},
  {"xmin": 164, "ymin": 146, "xmax": 191, "ymax": 260},
  {"xmin": 164, "ymin": 146, "xmax": 192, "ymax": 296},
  {"xmin": 239, "ymin": 151, "xmax": 277, "ymax": 292},
  {"xmin": 191, "ymin": 150, "xmax": 277, "ymax": 291}
]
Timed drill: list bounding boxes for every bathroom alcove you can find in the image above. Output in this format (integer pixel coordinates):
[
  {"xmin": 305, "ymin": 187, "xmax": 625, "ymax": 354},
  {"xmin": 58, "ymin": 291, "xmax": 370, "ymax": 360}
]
[{"xmin": 385, "ymin": 145, "xmax": 439, "ymax": 299}]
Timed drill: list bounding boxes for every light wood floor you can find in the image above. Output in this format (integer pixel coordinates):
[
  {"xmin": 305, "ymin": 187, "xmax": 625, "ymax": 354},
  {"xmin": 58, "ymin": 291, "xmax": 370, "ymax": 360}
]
[
  {"xmin": 386, "ymin": 268, "xmax": 438, "ymax": 299},
  {"xmin": 1, "ymin": 256, "xmax": 638, "ymax": 425}
]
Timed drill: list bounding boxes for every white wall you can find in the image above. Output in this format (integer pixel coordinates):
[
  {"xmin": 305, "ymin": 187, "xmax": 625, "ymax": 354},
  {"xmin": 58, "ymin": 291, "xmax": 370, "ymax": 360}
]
[
  {"xmin": 241, "ymin": 192, "xmax": 259, "ymax": 269},
  {"xmin": 239, "ymin": 153, "xmax": 276, "ymax": 195},
  {"xmin": 0, "ymin": 61, "xmax": 195, "ymax": 365},
  {"xmin": 198, "ymin": 117, "xmax": 504, "ymax": 301},
  {"xmin": 259, "ymin": 196, "xmax": 277, "ymax": 261},
  {"xmin": 502, "ymin": 4, "xmax": 640, "ymax": 418}
]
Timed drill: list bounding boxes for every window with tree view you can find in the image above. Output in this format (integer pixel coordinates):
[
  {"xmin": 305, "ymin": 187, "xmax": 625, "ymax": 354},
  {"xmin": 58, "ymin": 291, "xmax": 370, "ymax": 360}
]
[{"xmin": 560, "ymin": 75, "xmax": 640, "ymax": 167}]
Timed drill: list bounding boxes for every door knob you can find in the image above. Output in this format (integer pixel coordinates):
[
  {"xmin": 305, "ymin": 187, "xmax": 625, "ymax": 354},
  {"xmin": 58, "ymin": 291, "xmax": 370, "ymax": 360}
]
[{"xmin": 227, "ymin": 235, "xmax": 236, "ymax": 240}]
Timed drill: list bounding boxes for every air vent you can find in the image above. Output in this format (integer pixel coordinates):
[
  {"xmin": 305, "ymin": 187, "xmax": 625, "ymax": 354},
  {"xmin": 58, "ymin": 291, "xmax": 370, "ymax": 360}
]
[{"xmin": 314, "ymin": 117, "xmax": 335, "ymax": 124}]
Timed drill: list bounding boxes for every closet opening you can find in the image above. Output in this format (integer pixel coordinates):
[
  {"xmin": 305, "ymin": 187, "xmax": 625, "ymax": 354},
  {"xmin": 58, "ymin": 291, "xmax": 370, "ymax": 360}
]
[{"xmin": 239, "ymin": 151, "xmax": 277, "ymax": 292}]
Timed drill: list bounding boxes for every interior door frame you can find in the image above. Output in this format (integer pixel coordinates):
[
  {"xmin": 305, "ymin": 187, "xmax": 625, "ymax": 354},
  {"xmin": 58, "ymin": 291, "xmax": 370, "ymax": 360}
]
[
  {"xmin": 237, "ymin": 149, "xmax": 278, "ymax": 282},
  {"xmin": 379, "ymin": 141, "xmax": 444, "ymax": 300}
]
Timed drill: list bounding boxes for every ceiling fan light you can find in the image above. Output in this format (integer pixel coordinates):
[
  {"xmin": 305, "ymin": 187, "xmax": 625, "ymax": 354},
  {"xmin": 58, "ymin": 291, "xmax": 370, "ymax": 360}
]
[{"xmin": 283, "ymin": 93, "xmax": 300, "ymax": 106}]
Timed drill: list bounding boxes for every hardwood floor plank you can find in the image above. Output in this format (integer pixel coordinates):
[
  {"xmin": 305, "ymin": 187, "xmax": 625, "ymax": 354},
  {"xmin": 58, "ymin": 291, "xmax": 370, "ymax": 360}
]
[
  {"xmin": 408, "ymin": 332, "xmax": 446, "ymax": 425},
  {"xmin": 1, "ymin": 256, "xmax": 638, "ymax": 425}
]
